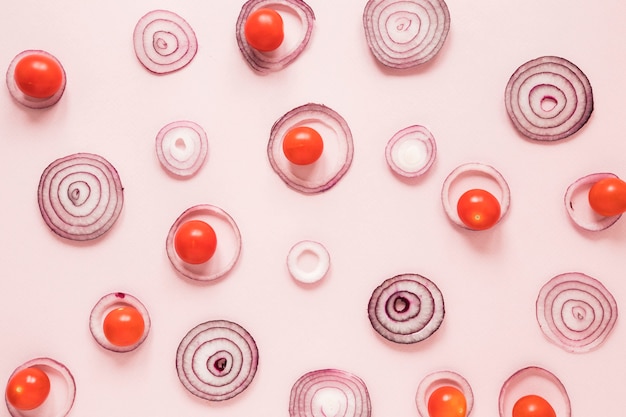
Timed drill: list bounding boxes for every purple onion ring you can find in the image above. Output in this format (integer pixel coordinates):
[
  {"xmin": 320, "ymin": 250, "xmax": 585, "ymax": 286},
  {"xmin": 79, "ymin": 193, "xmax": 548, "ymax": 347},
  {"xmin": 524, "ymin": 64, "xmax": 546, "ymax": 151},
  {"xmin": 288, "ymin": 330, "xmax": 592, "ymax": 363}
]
[
  {"xmin": 6, "ymin": 50, "xmax": 67, "ymax": 109},
  {"xmin": 415, "ymin": 370, "xmax": 474, "ymax": 417},
  {"xmin": 564, "ymin": 172, "xmax": 621, "ymax": 231},
  {"xmin": 385, "ymin": 125, "xmax": 437, "ymax": 178},
  {"xmin": 155, "ymin": 120, "xmax": 208, "ymax": 178}
]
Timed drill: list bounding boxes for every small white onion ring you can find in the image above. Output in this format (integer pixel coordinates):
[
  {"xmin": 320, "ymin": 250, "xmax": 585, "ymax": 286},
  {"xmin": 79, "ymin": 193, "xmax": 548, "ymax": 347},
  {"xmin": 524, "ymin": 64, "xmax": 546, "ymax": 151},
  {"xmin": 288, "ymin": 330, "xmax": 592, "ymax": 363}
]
[
  {"xmin": 505, "ymin": 56, "xmax": 594, "ymax": 141},
  {"xmin": 37, "ymin": 153, "xmax": 124, "ymax": 241},
  {"xmin": 564, "ymin": 172, "xmax": 621, "ymax": 231},
  {"xmin": 287, "ymin": 240, "xmax": 330, "ymax": 284},
  {"xmin": 133, "ymin": 10, "xmax": 198, "ymax": 74},
  {"xmin": 415, "ymin": 370, "xmax": 474, "ymax": 417},
  {"xmin": 155, "ymin": 120, "xmax": 208, "ymax": 178},
  {"xmin": 385, "ymin": 125, "xmax": 436, "ymax": 178},
  {"xmin": 536, "ymin": 272, "xmax": 617, "ymax": 353},
  {"xmin": 6, "ymin": 50, "xmax": 67, "ymax": 109},
  {"xmin": 176, "ymin": 320, "xmax": 258, "ymax": 401}
]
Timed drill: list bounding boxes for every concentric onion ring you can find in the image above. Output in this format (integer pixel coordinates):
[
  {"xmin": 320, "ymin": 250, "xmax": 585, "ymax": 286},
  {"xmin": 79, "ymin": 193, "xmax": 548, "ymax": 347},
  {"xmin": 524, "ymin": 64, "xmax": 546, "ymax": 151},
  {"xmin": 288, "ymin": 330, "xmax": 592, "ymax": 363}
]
[
  {"xmin": 289, "ymin": 369, "xmax": 372, "ymax": 417},
  {"xmin": 37, "ymin": 153, "xmax": 124, "ymax": 241},
  {"xmin": 415, "ymin": 370, "xmax": 474, "ymax": 417},
  {"xmin": 287, "ymin": 240, "xmax": 330, "ymax": 284},
  {"xmin": 505, "ymin": 56, "xmax": 594, "ymax": 141},
  {"xmin": 236, "ymin": 0, "xmax": 315, "ymax": 73},
  {"xmin": 268, "ymin": 103, "xmax": 354, "ymax": 194},
  {"xmin": 133, "ymin": 10, "xmax": 198, "ymax": 74},
  {"xmin": 385, "ymin": 125, "xmax": 436, "ymax": 178},
  {"xmin": 363, "ymin": 0, "xmax": 451, "ymax": 69},
  {"xmin": 368, "ymin": 273, "xmax": 444, "ymax": 344},
  {"xmin": 176, "ymin": 320, "xmax": 258, "ymax": 401},
  {"xmin": 155, "ymin": 120, "xmax": 208, "ymax": 177},
  {"xmin": 536, "ymin": 272, "xmax": 617, "ymax": 353},
  {"xmin": 564, "ymin": 172, "xmax": 621, "ymax": 231},
  {"xmin": 6, "ymin": 50, "xmax": 67, "ymax": 109}
]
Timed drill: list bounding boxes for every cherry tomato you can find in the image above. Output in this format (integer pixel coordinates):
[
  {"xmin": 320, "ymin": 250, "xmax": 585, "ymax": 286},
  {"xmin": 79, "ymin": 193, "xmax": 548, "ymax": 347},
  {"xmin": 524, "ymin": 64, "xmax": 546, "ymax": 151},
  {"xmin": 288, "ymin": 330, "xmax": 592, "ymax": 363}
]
[
  {"xmin": 588, "ymin": 177, "xmax": 626, "ymax": 217},
  {"xmin": 282, "ymin": 126, "xmax": 324, "ymax": 165},
  {"xmin": 428, "ymin": 386, "xmax": 467, "ymax": 417},
  {"xmin": 512, "ymin": 395, "xmax": 556, "ymax": 417},
  {"xmin": 244, "ymin": 8, "xmax": 284, "ymax": 52},
  {"xmin": 174, "ymin": 220, "xmax": 218, "ymax": 264},
  {"xmin": 456, "ymin": 188, "xmax": 501, "ymax": 230},
  {"xmin": 14, "ymin": 53, "xmax": 64, "ymax": 98},
  {"xmin": 103, "ymin": 306, "xmax": 146, "ymax": 347},
  {"xmin": 5, "ymin": 367, "xmax": 51, "ymax": 410}
]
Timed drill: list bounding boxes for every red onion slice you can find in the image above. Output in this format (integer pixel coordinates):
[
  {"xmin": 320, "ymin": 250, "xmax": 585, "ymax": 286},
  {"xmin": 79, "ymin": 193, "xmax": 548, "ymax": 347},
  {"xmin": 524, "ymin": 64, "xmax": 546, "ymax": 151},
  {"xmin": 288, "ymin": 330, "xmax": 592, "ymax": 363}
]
[
  {"xmin": 268, "ymin": 103, "xmax": 354, "ymax": 194},
  {"xmin": 415, "ymin": 370, "xmax": 474, "ymax": 417},
  {"xmin": 385, "ymin": 125, "xmax": 436, "ymax": 178},
  {"xmin": 155, "ymin": 120, "xmax": 208, "ymax": 178},
  {"xmin": 176, "ymin": 320, "xmax": 258, "ymax": 401},
  {"xmin": 363, "ymin": 0, "xmax": 451, "ymax": 69},
  {"xmin": 564, "ymin": 172, "xmax": 621, "ymax": 231},
  {"xmin": 289, "ymin": 369, "xmax": 371, "ymax": 417},
  {"xmin": 505, "ymin": 56, "xmax": 593, "ymax": 141},
  {"xmin": 5, "ymin": 358, "xmax": 76, "ymax": 417},
  {"xmin": 536, "ymin": 272, "xmax": 617, "ymax": 353},
  {"xmin": 368, "ymin": 273, "xmax": 444, "ymax": 344},
  {"xmin": 6, "ymin": 50, "xmax": 66, "ymax": 109},
  {"xmin": 236, "ymin": 0, "xmax": 315, "ymax": 73},
  {"xmin": 287, "ymin": 240, "xmax": 330, "ymax": 284},
  {"xmin": 133, "ymin": 10, "xmax": 198, "ymax": 74},
  {"xmin": 37, "ymin": 153, "xmax": 124, "ymax": 241},
  {"xmin": 166, "ymin": 204, "xmax": 242, "ymax": 281}
]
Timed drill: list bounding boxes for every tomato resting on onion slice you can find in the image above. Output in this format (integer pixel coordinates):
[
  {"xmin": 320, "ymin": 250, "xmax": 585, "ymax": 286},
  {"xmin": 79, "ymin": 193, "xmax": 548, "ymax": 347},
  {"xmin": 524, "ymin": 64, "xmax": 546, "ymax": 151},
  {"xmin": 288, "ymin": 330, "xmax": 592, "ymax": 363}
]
[
  {"xmin": 103, "ymin": 306, "xmax": 146, "ymax": 347},
  {"xmin": 282, "ymin": 126, "xmax": 324, "ymax": 165},
  {"xmin": 457, "ymin": 188, "xmax": 501, "ymax": 230},
  {"xmin": 428, "ymin": 385, "xmax": 467, "ymax": 417},
  {"xmin": 174, "ymin": 220, "xmax": 218, "ymax": 264},
  {"xmin": 5, "ymin": 367, "xmax": 51, "ymax": 410},
  {"xmin": 14, "ymin": 53, "xmax": 64, "ymax": 98},
  {"xmin": 588, "ymin": 177, "xmax": 626, "ymax": 217},
  {"xmin": 512, "ymin": 395, "xmax": 556, "ymax": 417},
  {"xmin": 244, "ymin": 8, "xmax": 284, "ymax": 52}
]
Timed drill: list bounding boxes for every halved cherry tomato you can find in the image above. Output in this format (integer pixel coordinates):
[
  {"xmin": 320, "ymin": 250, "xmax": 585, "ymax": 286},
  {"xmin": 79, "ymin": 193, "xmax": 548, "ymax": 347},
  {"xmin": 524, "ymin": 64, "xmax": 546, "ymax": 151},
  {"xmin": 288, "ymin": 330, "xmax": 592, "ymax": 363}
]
[
  {"xmin": 103, "ymin": 306, "xmax": 145, "ymax": 347},
  {"xmin": 244, "ymin": 8, "xmax": 284, "ymax": 52},
  {"xmin": 456, "ymin": 188, "xmax": 501, "ymax": 230},
  {"xmin": 174, "ymin": 220, "xmax": 217, "ymax": 264},
  {"xmin": 428, "ymin": 386, "xmax": 467, "ymax": 417},
  {"xmin": 5, "ymin": 367, "xmax": 51, "ymax": 410},
  {"xmin": 14, "ymin": 53, "xmax": 64, "ymax": 98},
  {"xmin": 282, "ymin": 126, "xmax": 324, "ymax": 165},
  {"xmin": 588, "ymin": 177, "xmax": 626, "ymax": 217},
  {"xmin": 512, "ymin": 395, "xmax": 556, "ymax": 417}
]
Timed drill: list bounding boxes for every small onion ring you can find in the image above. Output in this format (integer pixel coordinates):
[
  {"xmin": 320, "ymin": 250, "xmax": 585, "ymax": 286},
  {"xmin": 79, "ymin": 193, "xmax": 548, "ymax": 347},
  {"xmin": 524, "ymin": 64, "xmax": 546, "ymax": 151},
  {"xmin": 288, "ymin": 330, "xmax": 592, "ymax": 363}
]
[
  {"xmin": 236, "ymin": 0, "xmax": 315, "ymax": 73},
  {"xmin": 37, "ymin": 153, "xmax": 124, "ymax": 241},
  {"xmin": 89, "ymin": 292, "xmax": 151, "ymax": 353},
  {"xmin": 415, "ymin": 370, "xmax": 474, "ymax": 417},
  {"xmin": 536, "ymin": 272, "xmax": 617, "ymax": 353},
  {"xmin": 5, "ymin": 357, "xmax": 76, "ymax": 417},
  {"xmin": 368, "ymin": 273, "xmax": 445, "ymax": 344},
  {"xmin": 133, "ymin": 10, "xmax": 198, "ymax": 74},
  {"xmin": 505, "ymin": 56, "xmax": 594, "ymax": 141},
  {"xmin": 268, "ymin": 103, "xmax": 354, "ymax": 194},
  {"xmin": 287, "ymin": 240, "xmax": 330, "ymax": 284},
  {"xmin": 176, "ymin": 320, "xmax": 258, "ymax": 401},
  {"xmin": 564, "ymin": 172, "xmax": 621, "ymax": 231},
  {"xmin": 385, "ymin": 125, "xmax": 436, "ymax": 178},
  {"xmin": 363, "ymin": 0, "xmax": 451, "ymax": 69},
  {"xmin": 155, "ymin": 120, "xmax": 208, "ymax": 178},
  {"xmin": 6, "ymin": 50, "xmax": 67, "ymax": 109},
  {"xmin": 289, "ymin": 369, "xmax": 372, "ymax": 417}
]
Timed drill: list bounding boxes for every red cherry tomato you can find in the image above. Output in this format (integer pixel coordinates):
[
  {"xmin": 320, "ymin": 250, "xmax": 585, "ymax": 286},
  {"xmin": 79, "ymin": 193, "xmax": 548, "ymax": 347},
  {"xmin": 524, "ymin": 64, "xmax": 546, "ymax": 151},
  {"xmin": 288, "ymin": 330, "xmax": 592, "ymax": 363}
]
[
  {"xmin": 103, "ymin": 306, "xmax": 145, "ymax": 347},
  {"xmin": 5, "ymin": 367, "xmax": 51, "ymax": 410},
  {"xmin": 174, "ymin": 220, "xmax": 218, "ymax": 264},
  {"xmin": 512, "ymin": 395, "xmax": 556, "ymax": 417},
  {"xmin": 244, "ymin": 8, "xmax": 284, "ymax": 52},
  {"xmin": 456, "ymin": 188, "xmax": 501, "ymax": 230},
  {"xmin": 428, "ymin": 386, "xmax": 467, "ymax": 417},
  {"xmin": 282, "ymin": 126, "xmax": 324, "ymax": 165},
  {"xmin": 14, "ymin": 53, "xmax": 64, "ymax": 98},
  {"xmin": 588, "ymin": 177, "xmax": 626, "ymax": 217}
]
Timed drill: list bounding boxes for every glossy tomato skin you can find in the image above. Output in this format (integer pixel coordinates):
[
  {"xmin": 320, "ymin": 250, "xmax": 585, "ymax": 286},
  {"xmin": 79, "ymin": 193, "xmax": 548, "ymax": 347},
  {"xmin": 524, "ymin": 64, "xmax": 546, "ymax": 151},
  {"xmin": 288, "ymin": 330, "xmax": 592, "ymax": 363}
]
[
  {"xmin": 512, "ymin": 395, "xmax": 556, "ymax": 417},
  {"xmin": 103, "ymin": 306, "xmax": 146, "ymax": 347},
  {"xmin": 456, "ymin": 188, "xmax": 501, "ymax": 230},
  {"xmin": 588, "ymin": 177, "xmax": 626, "ymax": 217},
  {"xmin": 244, "ymin": 8, "xmax": 284, "ymax": 52},
  {"xmin": 428, "ymin": 386, "xmax": 467, "ymax": 417},
  {"xmin": 5, "ymin": 367, "xmax": 51, "ymax": 410},
  {"xmin": 282, "ymin": 126, "xmax": 324, "ymax": 165},
  {"xmin": 14, "ymin": 53, "xmax": 64, "ymax": 98},
  {"xmin": 174, "ymin": 220, "xmax": 218, "ymax": 264}
]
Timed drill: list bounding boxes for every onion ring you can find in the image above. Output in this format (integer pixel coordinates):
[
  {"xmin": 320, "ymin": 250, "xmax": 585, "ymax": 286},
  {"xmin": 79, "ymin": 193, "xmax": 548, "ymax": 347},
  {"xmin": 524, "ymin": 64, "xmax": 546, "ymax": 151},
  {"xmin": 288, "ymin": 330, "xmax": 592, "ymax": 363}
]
[
  {"xmin": 505, "ymin": 56, "xmax": 594, "ymax": 141},
  {"xmin": 176, "ymin": 320, "xmax": 258, "ymax": 401},
  {"xmin": 368, "ymin": 273, "xmax": 444, "ymax": 344},
  {"xmin": 268, "ymin": 103, "xmax": 354, "ymax": 194},
  {"xmin": 385, "ymin": 125, "xmax": 436, "ymax": 178},
  {"xmin": 536, "ymin": 272, "xmax": 617, "ymax": 353},
  {"xmin": 37, "ymin": 153, "xmax": 124, "ymax": 241},
  {"xmin": 289, "ymin": 369, "xmax": 372, "ymax": 417},
  {"xmin": 363, "ymin": 0, "xmax": 451, "ymax": 69},
  {"xmin": 415, "ymin": 370, "xmax": 474, "ymax": 417},
  {"xmin": 287, "ymin": 240, "xmax": 330, "ymax": 284},
  {"xmin": 6, "ymin": 50, "xmax": 67, "ymax": 109},
  {"xmin": 564, "ymin": 172, "xmax": 621, "ymax": 231},
  {"xmin": 133, "ymin": 10, "xmax": 198, "ymax": 74},
  {"xmin": 155, "ymin": 120, "xmax": 208, "ymax": 178}
]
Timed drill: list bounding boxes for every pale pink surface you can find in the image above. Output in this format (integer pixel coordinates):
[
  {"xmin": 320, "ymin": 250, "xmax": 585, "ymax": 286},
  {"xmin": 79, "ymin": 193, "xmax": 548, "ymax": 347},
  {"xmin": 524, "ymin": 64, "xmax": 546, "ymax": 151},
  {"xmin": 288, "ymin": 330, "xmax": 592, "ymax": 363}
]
[{"xmin": 1, "ymin": 1, "xmax": 625, "ymax": 417}]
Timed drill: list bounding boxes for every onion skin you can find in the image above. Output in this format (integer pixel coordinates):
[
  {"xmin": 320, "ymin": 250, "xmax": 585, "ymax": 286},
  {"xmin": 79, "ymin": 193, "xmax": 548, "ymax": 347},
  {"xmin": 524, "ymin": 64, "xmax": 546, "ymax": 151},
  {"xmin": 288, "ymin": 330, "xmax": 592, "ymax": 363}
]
[
  {"xmin": 564, "ymin": 172, "xmax": 621, "ymax": 231},
  {"xmin": 6, "ymin": 50, "xmax": 67, "ymax": 109},
  {"xmin": 416, "ymin": 370, "xmax": 474, "ymax": 417}
]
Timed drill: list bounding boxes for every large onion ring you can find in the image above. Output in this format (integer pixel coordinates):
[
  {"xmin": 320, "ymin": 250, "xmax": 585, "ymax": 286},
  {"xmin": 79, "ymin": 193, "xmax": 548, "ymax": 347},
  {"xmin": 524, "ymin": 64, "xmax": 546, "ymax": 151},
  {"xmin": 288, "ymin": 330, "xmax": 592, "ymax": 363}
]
[
  {"xmin": 415, "ymin": 370, "xmax": 474, "ymax": 417},
  {"xmin": 268, "ymin": 103, "xmax": 354, "ymax": 194},
  {"xmin": 363, "ymin": 0, "xmax": 451, "ymax": 69},
  {"xmin": 289, "ymin": 369, "xmax": 372, "ymax": 417},
  {"xmin": 176, "ymin": 320, "xmax": 258, "ymax": 401},
  {"xmin": 536, "ymin": 272, "xmax": 617, "ymax": 353},
  {"xmin": 133, "ymin": 10, "xmax": 198, "ymax": 74},
  {"xmin": 6, "ymin": 50, "xmax": 67, "ymax": 109},
  {"xmin": 385, "ymin": 125, "xmax": 437, "ymax": 178},
  {"xmin": 287, "ymin": 240, "xmax": 330, "ymax": 284},
  {"xmin": 37, "ymin": 153, "xmax": 124, "ymax": 241},
  {"xmin": 564, "ymin": 172, "xmax": 621, "ymax": 231},
  {"xmin": 505, "ymin": 56, "xmax": 593, "ymax": 141},
  {"xmin": 155, "ymin": 120, "xmax": 208, "ymax": 178},
  {"xmin": 368, "ymin": 273, "xmax": 445, "ymax": 344}
]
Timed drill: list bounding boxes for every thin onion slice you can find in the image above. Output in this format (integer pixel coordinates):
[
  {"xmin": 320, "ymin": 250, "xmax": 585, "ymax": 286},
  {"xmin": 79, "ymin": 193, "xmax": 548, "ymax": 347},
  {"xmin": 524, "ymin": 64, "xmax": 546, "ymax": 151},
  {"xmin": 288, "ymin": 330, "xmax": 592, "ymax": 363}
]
[
  {"xmin": 385, "ymin": 125, "xmax": 436, "ymax": 178},
  {"xmin": 236, "ymin": 0, "xmax": 315, "ymax": 73},
  {"xmin": 5, "ymin": 357, "xmax": 76, "ymax": 417},
  {"xmin": 289, "ymin": 369, "xmax": 372, "ymax": 417},
  {"xmin": 155, "ymin": 120, "xmax": 208, "ymax": 177},
  {"xmin": 564, "ymin": 172, "xmax": 621, "ymax": 231},
  {"xmin": 176, "ymin": 320, "xmax": 258, "ymax": 401},
  {"xmin": 287, "ymin": 240, "xmax": 330, "ymax": 284},
  {"xmin": 6, "ymin": 50, "xmax": 67, "ymax": 109},
  {"xmin": 268, "ymin": 103, "xmax": 354, "ymax": 194},
  {"xmin": 89, "ymin": 292, "xmax": 151, "ymax": 353},
  {"xmin": 505, "ymin": 56, "xmax": 593, "ymax": 141},
  {"xmin": 37, "ymin": 153, "xmax": 124, "ymax": 241},
  {"xmin": 166, "ymin": 204, "xmax": 242, "ymax": 281},
  {"xmin": 416, "ymin": 370, "xmax": 474, "ymax": 417},
  {"xmin": 363, "ymin": 0, "xmax": 451, "ymax": 69},
  {"xmin": 133, "ymin": 10, "xmax": 198, "ymax": 74},
  {"xmin": 368, "ymin": 273, "xmax": 444, "ymax": 344},
  {"xmin": 536, "ymin": 272, "xmax": 617, "ymax": 353}
]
